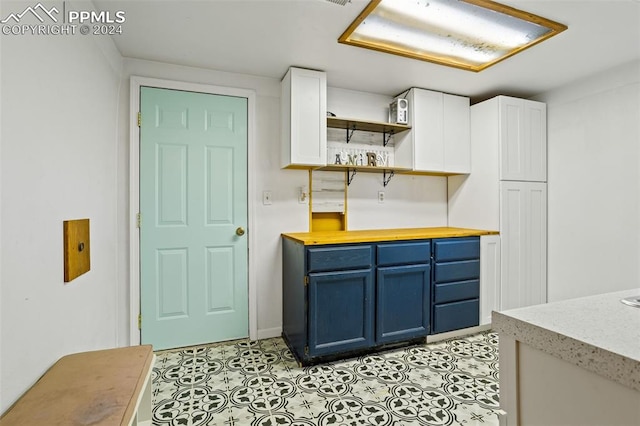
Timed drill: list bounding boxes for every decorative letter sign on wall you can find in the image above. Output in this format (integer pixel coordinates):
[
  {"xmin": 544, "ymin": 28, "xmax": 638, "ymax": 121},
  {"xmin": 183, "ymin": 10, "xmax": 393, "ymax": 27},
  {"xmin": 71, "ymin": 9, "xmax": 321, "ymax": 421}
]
[{"xmin": 366, "ymin": 152, "xmax": 377, "ymax": 167}]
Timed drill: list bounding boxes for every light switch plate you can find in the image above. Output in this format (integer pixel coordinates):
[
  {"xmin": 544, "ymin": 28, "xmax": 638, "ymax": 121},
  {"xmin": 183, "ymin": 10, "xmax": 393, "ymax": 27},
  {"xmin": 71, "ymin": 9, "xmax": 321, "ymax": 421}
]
[
  {"xmin": 63, "ymin": 218, "xmax": 90, "ymax": 282},
  {"xmin": 263, "ymin": 191, "xmax": 272, "ymax": 205}
]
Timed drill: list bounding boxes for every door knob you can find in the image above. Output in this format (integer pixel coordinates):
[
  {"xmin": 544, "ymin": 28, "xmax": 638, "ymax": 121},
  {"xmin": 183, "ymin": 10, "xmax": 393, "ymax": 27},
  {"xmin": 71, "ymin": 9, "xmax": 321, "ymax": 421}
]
[{"xmin": 236, "ymin": 227, "xmax": 245, "ymax": 236}]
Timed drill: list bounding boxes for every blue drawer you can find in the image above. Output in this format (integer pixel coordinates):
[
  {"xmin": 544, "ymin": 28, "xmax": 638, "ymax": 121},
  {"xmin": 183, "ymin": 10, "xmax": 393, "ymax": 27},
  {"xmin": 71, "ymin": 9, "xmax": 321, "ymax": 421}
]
[
  {"xmin": 434, "ymin": 259, "xmax": 480, "ymax": 283},
  {"xmin": 433, "ymin": 237, "xmax": 480, "ymax": 262},
  {"xmin": 432, "ymin": 299, "xmax": 479, "ymax": 334},
  {"xmin": 377, "ymin": 242, "xmax": 431, "ymax": 266},
  {"xmin": 433, "ymin": 280, "xmax": 479, "ymax": 304},
  {"xmin": 307, "ymin": 245, "xmax": 373, "ymax": 272}
]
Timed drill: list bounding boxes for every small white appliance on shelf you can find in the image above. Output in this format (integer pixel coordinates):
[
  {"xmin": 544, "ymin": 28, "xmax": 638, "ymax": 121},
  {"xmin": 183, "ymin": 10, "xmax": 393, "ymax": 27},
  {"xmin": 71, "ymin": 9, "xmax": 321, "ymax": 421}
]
[{"xmin": 389, "ymin": 98, "xmax": 408, "ymax": 124}]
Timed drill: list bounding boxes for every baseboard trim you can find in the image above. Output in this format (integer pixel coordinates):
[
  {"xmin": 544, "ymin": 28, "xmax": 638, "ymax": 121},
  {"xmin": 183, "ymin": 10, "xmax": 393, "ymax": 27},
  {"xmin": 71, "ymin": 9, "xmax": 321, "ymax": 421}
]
[
  {"xmin": 257, "ymin": 327, "xmax": 282, "ymax": 340},
  {"xmin": 426, "ymin": 324, "xmax": 492, "ymax": 343},
  {"xmin": 256, "ymin": 324, "xmax": 492, "ymax": 345}
]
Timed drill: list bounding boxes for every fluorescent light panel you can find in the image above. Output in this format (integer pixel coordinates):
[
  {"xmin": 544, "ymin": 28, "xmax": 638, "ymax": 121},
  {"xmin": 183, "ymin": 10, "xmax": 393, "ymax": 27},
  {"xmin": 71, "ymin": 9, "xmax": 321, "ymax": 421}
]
[{"xmin": 339, "ymin": 0, "xmax": 567, "ymax": 71}]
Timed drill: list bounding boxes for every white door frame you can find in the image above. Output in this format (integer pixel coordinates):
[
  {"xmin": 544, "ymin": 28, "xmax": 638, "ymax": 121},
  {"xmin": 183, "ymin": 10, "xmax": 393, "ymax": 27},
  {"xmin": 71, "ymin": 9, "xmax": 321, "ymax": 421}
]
[{"xmin": 129, "ymin": 75, "xmax": 257, "ymax": 345}]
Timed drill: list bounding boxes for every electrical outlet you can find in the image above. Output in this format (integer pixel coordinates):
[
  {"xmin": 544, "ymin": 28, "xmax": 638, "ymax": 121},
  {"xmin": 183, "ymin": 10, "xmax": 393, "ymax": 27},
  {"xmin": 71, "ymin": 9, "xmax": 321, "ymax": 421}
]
[
  {"xmin": 263, "ymin": 191, "xmax": 272, "ymax": 205},
  {"xmin": 378, "ymin": 191, "xmax": 385, "ymax": 203},
  {"xmin": 298, "ymin": 186, "xmax": 308, "ymax": 204}
]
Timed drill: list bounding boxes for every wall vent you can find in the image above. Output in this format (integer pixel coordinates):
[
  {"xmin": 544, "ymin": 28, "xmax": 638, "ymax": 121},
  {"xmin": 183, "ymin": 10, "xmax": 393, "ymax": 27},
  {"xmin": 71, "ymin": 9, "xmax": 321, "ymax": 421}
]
[{"xmin": 325, "ymin": 0, "xmax": 350, "ymax": 5}]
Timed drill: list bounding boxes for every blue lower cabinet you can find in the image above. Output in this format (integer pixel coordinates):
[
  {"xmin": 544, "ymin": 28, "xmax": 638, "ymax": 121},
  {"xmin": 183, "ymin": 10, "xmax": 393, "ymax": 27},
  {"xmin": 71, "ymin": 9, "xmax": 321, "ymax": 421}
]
[
  {"xmin": 282, "ymin": 236, "xmax": 483, "ymax": 364},
  {"xmin": 433, "ymin": 280, "xmax": 479, "ymax": 304},
  {"xmin": 308, "ymin": 269, "xmax": 374, "ymax": 357},
  {"xmin": 434, "ymin": 259, "xmax": 480, "ymax": 283},
  {"xmin": 432, "ymin": 299, "xmax": 480, "ymax": 334},
  {"xmin": 376, "ymin": 264, "xmax": 430, "ymax": 344},
  {"xmin": 432, "ymin": 237, "xmax": 480, "ymax": 262},
  {"xmin": 431, "ymin": 237, "xmax": 481, "ymax": 335},
  {"xmin": 308, "ymin": 245, "xmax": 373, "ymax": 272},
  {"xmin": 377, "ymin": 242, "xmax": 431, "ymax": 266}
]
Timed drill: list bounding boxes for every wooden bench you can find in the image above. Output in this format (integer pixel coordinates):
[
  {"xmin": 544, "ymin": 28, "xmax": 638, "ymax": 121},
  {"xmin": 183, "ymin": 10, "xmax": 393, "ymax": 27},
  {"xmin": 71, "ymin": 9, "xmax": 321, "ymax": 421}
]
[{"xmin": 0, "ymin": 345, "xmax": 155, "ymax": 426}]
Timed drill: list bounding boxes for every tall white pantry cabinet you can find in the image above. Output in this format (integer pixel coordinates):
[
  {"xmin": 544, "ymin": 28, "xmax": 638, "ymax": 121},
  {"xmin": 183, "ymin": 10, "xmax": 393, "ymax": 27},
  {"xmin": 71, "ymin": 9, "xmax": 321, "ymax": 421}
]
[{"xmin": 449, "ymin": 96, "xmax": 548, "ymax": 320}]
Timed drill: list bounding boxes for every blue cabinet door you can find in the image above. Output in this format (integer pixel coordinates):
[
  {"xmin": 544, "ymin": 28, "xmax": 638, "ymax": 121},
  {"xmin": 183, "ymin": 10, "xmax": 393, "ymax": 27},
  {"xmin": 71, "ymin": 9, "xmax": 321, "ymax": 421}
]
[
  {"xmin": 377, "ymin": 242, "xmax": 431, "ymax": 266},
  {"xmin": 432, "ymin": 237, "xmax": 480, "ymax": 261},
  {"xmin": 308, "ymin": 269, "xmax": 374, "ymax": 357},
  {"xmin": 307, "ymin": 245, "xmax": 373, "ymax": 272},
  {"xmin": 432, "ymin": 299, "xmax": 480, "ymax": 334},
  {"xmin": 376, "ymin": 263, "xmax": 431, "ymax": 344}
]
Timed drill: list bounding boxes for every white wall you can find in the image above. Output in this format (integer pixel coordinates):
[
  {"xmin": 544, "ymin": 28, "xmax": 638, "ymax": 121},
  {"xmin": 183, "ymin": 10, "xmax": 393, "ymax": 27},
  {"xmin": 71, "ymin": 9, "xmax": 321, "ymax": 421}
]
[
  {"xmin": 0, "ymin": 12, "xmax": 123, "ymax": 413},
  {"xmin": 0, "ymin": 15, "xmax": 3, "ymax": 410},
  {"xmin": 534, "ymin": 60, "xmax": 640, "ymax": 302}
]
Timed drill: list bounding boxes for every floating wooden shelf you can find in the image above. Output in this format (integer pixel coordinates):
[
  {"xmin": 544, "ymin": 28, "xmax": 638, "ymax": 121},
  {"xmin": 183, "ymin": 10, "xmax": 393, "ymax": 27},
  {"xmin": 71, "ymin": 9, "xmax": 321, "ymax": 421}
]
[
  {"xmin": 327, "ymin": 116, "xmax": 411, "ymax": 135},
  {"xmin": 325, "ymin": 117, "xmax": 412, "ymax": 185},
  {"xmin": 321, "ymin": 116, "xmax": 461, "ymax": 184},
  {"xmin": 318, "ymin": 164, "xmax": 412, "ymax": 187},
  {"xmin": 319, "ymin": 164, "xmax": 412, "ymax": 173}
]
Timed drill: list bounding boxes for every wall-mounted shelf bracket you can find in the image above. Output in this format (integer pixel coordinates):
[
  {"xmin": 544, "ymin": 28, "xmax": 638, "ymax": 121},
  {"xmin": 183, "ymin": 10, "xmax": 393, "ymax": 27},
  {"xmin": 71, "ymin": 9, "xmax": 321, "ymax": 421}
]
[
  {"xmin": 346, "ymin": 125, "xmax": 357, "ymax": 143},
  {"xmin": 347, "ymin": 168, "xmax": 357, "ymax": 185},
  {"xmin": 383, "ymin": 131, "xmax": 394, "ymax": 147},
  {"xmin": 383, "ymin": 170, "xmax": 395, "ymax": 187}
]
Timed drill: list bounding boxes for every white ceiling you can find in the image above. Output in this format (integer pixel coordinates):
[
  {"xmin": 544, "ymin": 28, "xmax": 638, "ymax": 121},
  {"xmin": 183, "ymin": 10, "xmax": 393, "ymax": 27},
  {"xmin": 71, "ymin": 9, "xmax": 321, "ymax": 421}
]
[{"xmin": 96, "ymin": 0, "xmax": 640, "ymax": 101}]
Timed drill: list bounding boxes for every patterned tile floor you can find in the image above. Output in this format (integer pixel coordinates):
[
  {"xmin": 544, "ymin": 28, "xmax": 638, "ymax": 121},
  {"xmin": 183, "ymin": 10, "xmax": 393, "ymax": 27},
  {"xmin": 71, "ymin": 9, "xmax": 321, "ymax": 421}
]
[{"xmin": 151, "ymin": 332, "xmax": 500, "ymax": 425}]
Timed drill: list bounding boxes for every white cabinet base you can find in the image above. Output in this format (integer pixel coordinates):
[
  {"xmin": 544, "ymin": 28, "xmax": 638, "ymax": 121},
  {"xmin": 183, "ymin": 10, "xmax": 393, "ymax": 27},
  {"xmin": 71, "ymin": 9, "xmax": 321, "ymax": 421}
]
[
  {"xmin": 425, "ymin": 324, "xmax": 491, "ymax": 344},
  {"xmin": 480, "ymin": 235, "xmax": 501, "ymax": 326},
  {"xmin": 500, "ymin": 338, "xmax": 640, "ymax": 426}
]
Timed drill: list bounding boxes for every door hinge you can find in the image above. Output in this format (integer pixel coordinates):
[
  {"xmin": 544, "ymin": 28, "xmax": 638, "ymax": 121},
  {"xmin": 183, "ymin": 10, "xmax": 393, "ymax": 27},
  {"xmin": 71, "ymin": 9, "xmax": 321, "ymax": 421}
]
[
  {"xmin": 137, "ymin": 112, "xmax": 141, "ymax": 127},
  {"xmin": 304, "ymin": 346, "xmax": 309, "ymax": 355},
  {"xmin": 138, "ymin": 314, "xmax": 142, "ymax": 330},
  {"xmin": 136, "ymin": 213, "xmax": 141, "ymax": 228},
  {"xmin": 304, "ymin": 276, "xmax": 309, "ymax": 286}
]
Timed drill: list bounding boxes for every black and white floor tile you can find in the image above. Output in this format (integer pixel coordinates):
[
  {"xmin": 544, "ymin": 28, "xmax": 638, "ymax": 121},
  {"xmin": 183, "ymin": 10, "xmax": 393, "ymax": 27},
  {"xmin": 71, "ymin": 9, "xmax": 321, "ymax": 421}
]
[{"xmin": 151, "ymin": 332, "xmax": 500, "ymax": 425}]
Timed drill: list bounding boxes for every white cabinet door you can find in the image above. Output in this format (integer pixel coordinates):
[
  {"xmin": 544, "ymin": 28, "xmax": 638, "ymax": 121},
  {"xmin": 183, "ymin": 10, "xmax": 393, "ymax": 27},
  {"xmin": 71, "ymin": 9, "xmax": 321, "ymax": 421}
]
[
  {"xmin": 480, "ymin": 235, "xmax": 501, "ymax": 326},
  {"xmin": 443, "ymin": 93, "xmax": 470, "ymax": 173},
  {"xmin": 402, "ymin": 88, "xmax": 469, "ymax": 173},
  {"xmin": 524, "ymin": 100, "xmax": 547, "ymax": 182},
  {"xmin": 408, "ymin": 88, "xmax": 443, "ymax": 172},
  {"xmin": 281, "ymin": 67, "xmax": 327, "ymax": 168},
  {"xmin": 499, "ymin": 97, "xmax": 547, "ymax": 181},
  {"xmin": 500, "ymin": 181, "xmax": 547, "ymax": 310}
]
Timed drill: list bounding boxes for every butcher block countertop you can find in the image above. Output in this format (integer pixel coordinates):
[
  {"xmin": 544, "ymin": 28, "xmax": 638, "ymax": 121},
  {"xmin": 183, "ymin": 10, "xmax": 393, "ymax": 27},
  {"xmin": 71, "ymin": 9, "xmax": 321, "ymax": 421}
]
[
  {"xmin": 282, "ymin": 227, "xmax": 498, "ymax": 245},
  {"xmin": 0, "ymin": 345, "xmax": 154, "ymax": 425}
]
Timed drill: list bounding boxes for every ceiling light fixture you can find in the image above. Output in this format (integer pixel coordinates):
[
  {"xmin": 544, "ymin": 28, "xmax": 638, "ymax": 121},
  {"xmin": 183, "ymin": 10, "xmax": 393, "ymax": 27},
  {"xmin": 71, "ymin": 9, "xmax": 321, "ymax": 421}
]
[{"xmin": 338, "ymin": 0, "xmax": 567, "ymax": 72}]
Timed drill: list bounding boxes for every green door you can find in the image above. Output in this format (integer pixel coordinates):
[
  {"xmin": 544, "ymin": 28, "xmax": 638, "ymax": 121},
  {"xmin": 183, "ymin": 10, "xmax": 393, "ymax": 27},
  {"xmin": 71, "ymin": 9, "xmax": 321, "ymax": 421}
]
[{"xmin": 139, "ymin": 87, "xmax": 248, "ymax": 350}]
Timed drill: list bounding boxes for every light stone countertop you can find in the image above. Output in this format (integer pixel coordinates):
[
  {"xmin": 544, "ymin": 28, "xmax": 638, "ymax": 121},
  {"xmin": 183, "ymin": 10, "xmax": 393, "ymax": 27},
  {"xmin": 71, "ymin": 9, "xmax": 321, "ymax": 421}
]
[{"xmin": 492, "ymin": 288, "xmax": 640, "ymax": 392}]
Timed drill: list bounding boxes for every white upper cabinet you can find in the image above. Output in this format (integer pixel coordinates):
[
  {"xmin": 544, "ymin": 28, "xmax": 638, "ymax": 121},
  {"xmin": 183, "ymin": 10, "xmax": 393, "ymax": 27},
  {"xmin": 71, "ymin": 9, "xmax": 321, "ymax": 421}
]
[
  {"xmin": 281, "ymin": 67, "xmax": 327, "ymax": 168},
  {"xmin": 396, "ymin": 88, "xmax": 470, "ymax": 174},
  {"xmin": 408, "ymin": 88, "xmax": 443, "ymax": 172},
  {"xmin": 499, "ymin": 96, "xmax": 547, "ymax": 181},
  {"xmin": 443, "ymin": 93, "xmax": 471, "ymax": 174}
]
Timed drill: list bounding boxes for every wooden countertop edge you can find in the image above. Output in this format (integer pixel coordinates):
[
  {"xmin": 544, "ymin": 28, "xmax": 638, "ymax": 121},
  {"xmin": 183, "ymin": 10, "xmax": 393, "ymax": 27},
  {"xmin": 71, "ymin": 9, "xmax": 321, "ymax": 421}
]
[
  {"xmin": 282, "ymin": 227, "xmax": 499, "ymax": 245},
  {"xmin": 0, "ymin": 345, "xmax": 155, "ymax": 425}
]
